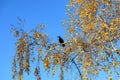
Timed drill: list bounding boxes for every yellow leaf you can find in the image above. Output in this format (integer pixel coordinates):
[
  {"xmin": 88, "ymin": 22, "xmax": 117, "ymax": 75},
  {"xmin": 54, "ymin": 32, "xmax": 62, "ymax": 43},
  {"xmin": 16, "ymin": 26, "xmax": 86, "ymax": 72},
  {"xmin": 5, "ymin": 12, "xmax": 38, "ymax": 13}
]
[
  {"xmin": 86, "ymin": 25, "xmax": 95, "ymax": 31},
  {"xmin": 109, "ymin": 76, "xmax": 112, "ymax": 80},
  {"xmin": 76, "ymin": 0, "xmax": 83, "ymax": 4},
  {"xmin": 84, "ymin": 20, "xmax": 89, "ymax": 25},
  {"xmin": 44, "ymin": 58, "xmax": 51, "ymax": 69},
  {"xmin": 100, "ymin": 21, "xmax": 108, "ymax": 28},
  {"xmin": 54, "ymin": 57, "xmax": 61, "ymax": 65},
  {"xmin": 37, "ymin": 77, "xmax": 41, "ymax": 80},
  {"xmin": 23, "ymin": 61, "xmax": 29, "ymax": 67},
  {"xmin": 34, "ymin": 31, "xmax": 41, "ymax": 39},
  {"xmin": 38, "ymin": 47, "xmax": 42, "ymax": 54},
  {"xmin": 67, "ymin": 3, "xmax": 73, "ymax": 7},
  {"xmin": 113, "ymin": 61, "xmax": 119, "ymax": 67},
  {"xmin": 52, "ymin": 66, "xmax": 58, "ymax": 76},
  {"xmin": 73, "ymin": 38, "xmax": 77, "ymax": 42},
  {"xmin": 18, "ymin": 75, "xmax": 23, "ymax": 80}
]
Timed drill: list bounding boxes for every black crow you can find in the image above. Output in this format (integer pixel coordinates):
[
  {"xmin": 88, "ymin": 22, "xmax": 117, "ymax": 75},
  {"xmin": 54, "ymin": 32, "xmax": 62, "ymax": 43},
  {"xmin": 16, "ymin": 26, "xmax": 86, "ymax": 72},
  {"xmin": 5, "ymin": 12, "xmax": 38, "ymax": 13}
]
[{"xmin": 58, "ymin": 36, "xmax": 65, "ymax": 47}]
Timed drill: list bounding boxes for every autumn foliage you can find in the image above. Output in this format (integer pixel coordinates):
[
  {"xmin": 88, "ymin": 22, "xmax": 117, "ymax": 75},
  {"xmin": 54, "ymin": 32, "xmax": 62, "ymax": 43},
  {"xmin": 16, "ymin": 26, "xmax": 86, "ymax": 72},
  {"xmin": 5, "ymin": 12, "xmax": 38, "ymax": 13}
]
[{"xmin": 12, "ymin": 0, "xmax": 120, "ymax": 80}]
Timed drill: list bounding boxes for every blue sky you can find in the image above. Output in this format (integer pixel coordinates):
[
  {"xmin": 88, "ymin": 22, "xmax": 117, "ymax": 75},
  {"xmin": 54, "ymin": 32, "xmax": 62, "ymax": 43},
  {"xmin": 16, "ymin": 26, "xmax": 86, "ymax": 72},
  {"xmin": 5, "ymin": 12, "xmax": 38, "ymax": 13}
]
[
  {"xmin": 0, "ymin": 0, "xmax": 68, "ymax": 80},
  {"xmin": 0, "ymin": 0, "xmax": 119, "ymax": 80}
]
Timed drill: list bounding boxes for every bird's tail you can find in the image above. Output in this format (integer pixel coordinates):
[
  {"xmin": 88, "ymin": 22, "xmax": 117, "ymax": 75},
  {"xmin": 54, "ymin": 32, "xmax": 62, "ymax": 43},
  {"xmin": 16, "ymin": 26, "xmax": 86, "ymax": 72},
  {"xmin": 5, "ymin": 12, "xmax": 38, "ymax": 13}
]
[{"xmin": 62, "ymin": 44, "xmax": 65, "ymax": 47}]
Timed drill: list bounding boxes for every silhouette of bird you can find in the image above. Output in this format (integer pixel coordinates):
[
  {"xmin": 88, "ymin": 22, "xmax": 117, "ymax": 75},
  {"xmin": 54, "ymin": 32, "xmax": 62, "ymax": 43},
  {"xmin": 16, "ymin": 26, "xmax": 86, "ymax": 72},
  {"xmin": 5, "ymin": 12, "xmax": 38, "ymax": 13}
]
[{"xmin": 58, "ymin": 36, "xmax": 65, "ymax": 47}]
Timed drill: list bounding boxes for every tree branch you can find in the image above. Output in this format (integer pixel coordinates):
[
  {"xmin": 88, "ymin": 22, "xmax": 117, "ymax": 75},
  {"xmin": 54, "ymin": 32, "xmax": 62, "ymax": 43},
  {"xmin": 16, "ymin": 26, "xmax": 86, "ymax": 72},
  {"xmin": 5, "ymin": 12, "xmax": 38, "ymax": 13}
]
[{"xmin": 71, "ymin": 59, "xmax": 82, "ymax": 80}]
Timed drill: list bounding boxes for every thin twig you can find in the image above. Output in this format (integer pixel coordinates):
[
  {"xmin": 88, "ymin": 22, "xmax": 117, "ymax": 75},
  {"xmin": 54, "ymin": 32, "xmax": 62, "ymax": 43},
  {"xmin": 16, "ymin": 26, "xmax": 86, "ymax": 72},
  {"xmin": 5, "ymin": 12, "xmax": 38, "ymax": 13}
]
[{"xmin": 111, "ymin": 42, "xmax": 116, "ymax": 50}]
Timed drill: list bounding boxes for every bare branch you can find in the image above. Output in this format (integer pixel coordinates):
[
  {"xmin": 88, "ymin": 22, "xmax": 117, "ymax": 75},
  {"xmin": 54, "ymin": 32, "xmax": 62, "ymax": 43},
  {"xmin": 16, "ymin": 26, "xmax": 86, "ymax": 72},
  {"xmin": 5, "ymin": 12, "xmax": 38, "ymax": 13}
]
[{"xmin": 71, "ymin": 59, "xmax": 82, "ymax": 80}]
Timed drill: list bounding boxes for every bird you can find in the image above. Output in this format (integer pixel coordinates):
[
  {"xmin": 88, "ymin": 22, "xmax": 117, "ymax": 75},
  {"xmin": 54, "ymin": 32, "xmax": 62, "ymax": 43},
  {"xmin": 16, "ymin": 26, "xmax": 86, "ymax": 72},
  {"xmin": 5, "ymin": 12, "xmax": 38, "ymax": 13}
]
[{"xmin": 58, "ymin": 36, "xmax": 65, "ymax": 47}]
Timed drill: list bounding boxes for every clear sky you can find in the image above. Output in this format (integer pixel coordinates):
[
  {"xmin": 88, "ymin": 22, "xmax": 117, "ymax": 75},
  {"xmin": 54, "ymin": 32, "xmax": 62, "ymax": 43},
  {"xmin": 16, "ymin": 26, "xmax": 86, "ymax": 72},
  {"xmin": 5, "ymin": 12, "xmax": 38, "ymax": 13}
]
[
  {"xmin": 0, "ymin": 0, "xmax": 119, "ymax": 80},
  {"xmin": 0, "ymin": 0, "xmax": 68, "ymax": 80}
]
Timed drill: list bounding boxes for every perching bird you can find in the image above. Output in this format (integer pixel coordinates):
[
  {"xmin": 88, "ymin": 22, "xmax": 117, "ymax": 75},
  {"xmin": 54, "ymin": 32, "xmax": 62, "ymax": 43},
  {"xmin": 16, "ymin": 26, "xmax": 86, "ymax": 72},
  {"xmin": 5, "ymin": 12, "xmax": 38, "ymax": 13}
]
[{"xmin": 58, "ymin": 36, "xmax": 65, "ymax": 47}]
